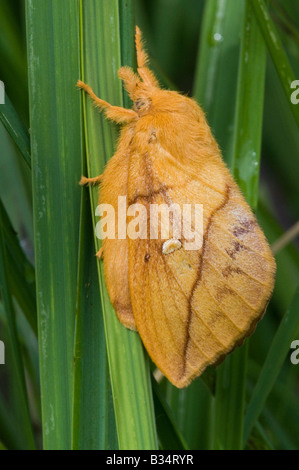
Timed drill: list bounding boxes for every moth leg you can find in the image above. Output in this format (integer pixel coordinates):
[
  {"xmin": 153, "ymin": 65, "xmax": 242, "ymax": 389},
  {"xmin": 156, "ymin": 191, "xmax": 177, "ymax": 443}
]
[
  {"xmin": 79, "ymin": 174, "xmax": 102, "ymax": 186},
  {"xmin": 96, "ymin": 247, "xmax": 103, "ymax": 260},
  {"xmin": 135, "ymin": 26, "xmax": 159, "ymax": 87},
  {"xmin": 77, "ymin": 80, "xmax": 137, "ymax": 123}
]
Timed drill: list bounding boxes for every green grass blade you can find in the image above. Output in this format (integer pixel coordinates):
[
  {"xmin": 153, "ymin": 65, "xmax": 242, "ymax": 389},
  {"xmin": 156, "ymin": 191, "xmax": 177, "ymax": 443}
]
[
  {"xmin": 0, "ymin": 122, "xmax": 33, "ymax": 249},
  {"xmin": 119, "ymin": 0, "xmax": 136, "ymax": 88},
  {"xmin": 258, "ymin": 200, "xmax": 299, "ymax": 313},
  {"xmin": 0, "ymin": 204, "xmax": 35, "ymax": 449},
  {"xmin": 213, "ymin": 343, "xmax": 248, "ymax": 450},
  {"xmin": 79, "ymin": 0, "xmax": 158, "ymax": 450},
  {"xmin": 0, "ymin": 93, "xmax": 31, "ymax": 168},
  {"xmin": 244, "ymin": 286, "xmax": 299, "ymax": 444},
  {"xmin": 151, "ymin": 379, "xmax": 188, "ymax": 450},
  {"xmin": 0, "ymin": 0, "xmax": 28, "ymax": 122},
  {"xmin": 0, "ymin": 199, "xmax": 36, "ymax": 335},
  {"xmin": 250, "ymin": 0, "xmax": 299, "ymax": 129},
  {"xmin": 193, "ymin": 0, "xmax": 245, "ymax": 166},
  {"xmin": 0, "ymin": 395, "xmax": 25, "ymax": 449},
  {"xmin": 231, "ymin": 2, "xmax": 267, "ymax": 208},
  {"xmin": 272, "ymin": 1, "xmax": 299, "ymax": 45},
  {"xmin": 213, "ymin": 0, "xmax": 267, "ymax": 449},
  {"xmin": 164, "ymin": 378, "xmax": 213, "ymax": 449},
  {"xmin": 245, "ymin": 420, "xmax": 274, "ymax": 450},
  {"xmin": 262, "ymin": 59, "xmax": 299, "ymax": 220},
  {"xmin": 247, "ymin": 357, "xmax": 299, "ymax": 449},
  {"xmin": 72, "ymin": 182, "xmax": 116, "ymax": 450},
  {"xmin": 26, "ymin": 0, "xmax": 81, "ymax": 449}
]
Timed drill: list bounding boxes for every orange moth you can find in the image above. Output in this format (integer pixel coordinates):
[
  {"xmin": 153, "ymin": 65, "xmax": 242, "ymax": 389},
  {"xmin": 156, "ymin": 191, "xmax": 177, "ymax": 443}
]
[{"xmin": 78, "ymin": 27, "xmax": 276, "ymax": 388}]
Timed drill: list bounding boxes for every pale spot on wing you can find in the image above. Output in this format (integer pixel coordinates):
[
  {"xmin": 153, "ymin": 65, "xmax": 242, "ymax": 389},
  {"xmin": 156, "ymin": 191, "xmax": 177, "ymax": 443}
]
[{"xmin": 162, "ymin": 238, "xmax": 182, "ymax": 255}]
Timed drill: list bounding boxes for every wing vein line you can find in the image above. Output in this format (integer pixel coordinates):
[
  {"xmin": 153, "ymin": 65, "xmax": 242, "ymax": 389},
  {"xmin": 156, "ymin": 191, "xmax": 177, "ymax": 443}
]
[
  {"xmin": 160, "ymin": 254, "xmax": 226, "ymax": 347},
  {"xmin": 181, "ymin": 184, "xmax": 231, "ymax": 376},
  {"xmin": 212, "ymin": 221, "xmax": 272, "ymax": 262},
  {"xmin": 207, "ymin": 240, "xmax": 270, "ymax": 287},
  {"xmin": 204, "ymin": 259, "xmax": 263, "ymax": 311}
]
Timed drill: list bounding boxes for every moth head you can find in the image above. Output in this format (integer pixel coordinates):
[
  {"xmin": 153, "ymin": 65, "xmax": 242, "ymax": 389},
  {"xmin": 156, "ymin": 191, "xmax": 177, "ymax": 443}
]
[
  {"xmin": 133, "ymin": 92, "xmax": 152, "ymax": 115},
  {"xmin": 118, "ymin": 66, "xmax": 154, "ymax": 116},
  {"xmin": 146, "ymin": 88, "xmax": 202, "ymax": 121},
  {"xmin": 118, "ymin": 65, "xmax": 200, "ymax": 119},
  {"xmin": 131, "ymin": 80, "xmax": 154, "ymax": 116}
]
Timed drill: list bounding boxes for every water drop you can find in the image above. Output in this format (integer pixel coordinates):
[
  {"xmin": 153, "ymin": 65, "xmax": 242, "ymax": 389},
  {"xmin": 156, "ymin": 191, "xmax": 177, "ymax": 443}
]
[{"xmin": 213, "ymin": 32, "xmax": 223, "ymax": 43}]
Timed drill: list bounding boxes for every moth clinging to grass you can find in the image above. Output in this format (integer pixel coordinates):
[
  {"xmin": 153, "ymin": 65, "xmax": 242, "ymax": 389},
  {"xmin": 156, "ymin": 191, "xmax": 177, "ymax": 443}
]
[{"xmin": 78, "ymin": 26, "xmax": 276, "ymax": 388}]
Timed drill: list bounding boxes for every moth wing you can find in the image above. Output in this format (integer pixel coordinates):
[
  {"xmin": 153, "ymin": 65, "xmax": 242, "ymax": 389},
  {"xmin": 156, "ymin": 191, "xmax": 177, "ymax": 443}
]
[
  {"xmin": 128, "ymin": 143, "xmax": 276, "ymax": 387},
  {"xmin": 100, "ymin": 135, "xmax": 136, "ymax": 330}
]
